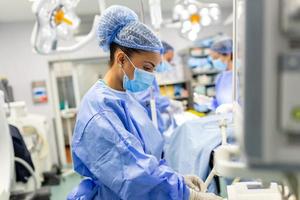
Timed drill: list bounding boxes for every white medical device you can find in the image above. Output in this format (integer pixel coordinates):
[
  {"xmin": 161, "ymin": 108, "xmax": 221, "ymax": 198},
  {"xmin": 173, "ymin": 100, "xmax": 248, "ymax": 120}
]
[
  {"xmin": 0, "ymin": 95, "xmax": 40, "ymax": 200},
  {"xmin": 211, "ymin": 0, "xmax": 300, "ymax": 199},
  {"xmin": 0, "ymin": 91, "xmax": 13, "ymax": 200},
  {"xmin": 5, "ymin": 102, "xmax": 53, "ymax": 183},
  {"xmin": 243, "ymin": 0, "xmax": 300, "ymax": 171},
  {"xmin": 227, "ymin": 182, "xmax": 282, "ymax": 200}
]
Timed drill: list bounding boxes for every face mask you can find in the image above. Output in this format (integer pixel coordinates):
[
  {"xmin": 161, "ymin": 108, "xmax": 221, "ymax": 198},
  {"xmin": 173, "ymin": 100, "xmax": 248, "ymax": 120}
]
[
  {"xmin": 156, "ymin": 60, "xmax": 172, "ymax": 73},
  {"xmin": 212, "ymin": 59, "xmax": 227, "ymax": 71},
  {"xmin": 122, "ymin": 54, "xmax": 155, "ymax": 93}
]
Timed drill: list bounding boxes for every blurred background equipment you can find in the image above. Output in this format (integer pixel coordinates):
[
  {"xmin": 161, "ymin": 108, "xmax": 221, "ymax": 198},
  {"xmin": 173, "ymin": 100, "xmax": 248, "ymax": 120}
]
[{"xmin": 0, "ymin": 77, "xmax": 14, "ymax": 103}]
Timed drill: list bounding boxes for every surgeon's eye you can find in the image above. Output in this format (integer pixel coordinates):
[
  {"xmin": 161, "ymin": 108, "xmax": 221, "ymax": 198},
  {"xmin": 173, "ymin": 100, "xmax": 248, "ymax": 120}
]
[{"xmin": 143, "ymin": 65, "xmax": 153, "ymax": 72}]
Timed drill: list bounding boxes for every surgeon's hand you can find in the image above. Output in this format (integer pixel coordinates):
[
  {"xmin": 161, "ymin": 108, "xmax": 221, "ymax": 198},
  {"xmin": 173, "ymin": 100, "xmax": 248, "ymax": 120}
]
[
  {"xmin": 168, "ymin": 99, "xmax": 184, "ymax": 114},
  {"xmin": 184, "ymin": 175, "xmax": 206, "ymax": 192},
  {"xmin": 189, "ymin": 189, "xmax": 223, "ymax": 200}
]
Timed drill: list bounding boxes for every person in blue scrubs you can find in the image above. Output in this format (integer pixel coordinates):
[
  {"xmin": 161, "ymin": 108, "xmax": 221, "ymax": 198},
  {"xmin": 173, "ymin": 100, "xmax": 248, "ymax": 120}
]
[
  {"xmin": 209, "ymin": 39, "xmax": 234, "ymax": 110},
  {"xmin": 67, "ymin": 5, "xmax": 221, "ymax": 200},
  {"xmin": 160, "ymin": 41, "xmax": 175, "ymax": 70}
]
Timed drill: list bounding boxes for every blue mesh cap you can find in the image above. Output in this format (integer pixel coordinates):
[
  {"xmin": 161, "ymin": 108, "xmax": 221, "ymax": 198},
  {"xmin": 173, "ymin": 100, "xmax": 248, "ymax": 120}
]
[
  {"xmin": 211, "ymin": 38, "xmax": 233, "ymax": 54},
  {"xmin": 97, "ymin": 5, "xmax": 163, "ymax": 53},
  {"xmin": 162, "ymin": 41, "xmax": 174, "ymax": 54}
]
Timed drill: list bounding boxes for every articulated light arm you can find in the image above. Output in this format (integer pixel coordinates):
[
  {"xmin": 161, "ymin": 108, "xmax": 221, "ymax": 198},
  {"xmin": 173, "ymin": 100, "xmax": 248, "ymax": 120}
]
[{"xmin": 31, "ymin": 0, "xmax": 105, "ymax": 54}]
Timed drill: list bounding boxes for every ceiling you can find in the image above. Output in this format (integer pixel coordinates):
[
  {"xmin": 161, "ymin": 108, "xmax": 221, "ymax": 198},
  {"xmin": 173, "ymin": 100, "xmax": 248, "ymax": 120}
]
[{"xmin": 0, "ymin": 0, "xmax": 232, "ymax": 23}]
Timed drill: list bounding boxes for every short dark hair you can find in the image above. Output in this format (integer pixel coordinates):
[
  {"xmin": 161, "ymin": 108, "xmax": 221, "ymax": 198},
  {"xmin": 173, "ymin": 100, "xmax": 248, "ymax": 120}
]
[
  {"xmin": 161, "ymin": 41, "xmax": 174, "ymax": 54},
  {"xmin": 221, "ymin": 52, "xmax": 233, "ymax": 61},
  {"xmin": 109, "ymin": 42, "xmax": 146, "ymax": 66}
]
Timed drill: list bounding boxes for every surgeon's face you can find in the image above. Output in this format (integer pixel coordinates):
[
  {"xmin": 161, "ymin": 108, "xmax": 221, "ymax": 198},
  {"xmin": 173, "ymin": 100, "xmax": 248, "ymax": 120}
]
[
  {"xmin": 163, "ymin": 50, "xmax": 174, "ymax": 63},
  {"xmin": 122, "ymin": 51, "xmax": 161, "ymax": 80},
  {"xmin": 209, "ymin": 50, "xmax": 221, "ymax": 60}
]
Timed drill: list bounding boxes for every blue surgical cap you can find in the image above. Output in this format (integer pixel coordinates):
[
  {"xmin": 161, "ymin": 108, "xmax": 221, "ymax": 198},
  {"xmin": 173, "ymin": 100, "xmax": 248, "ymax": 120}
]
[
  {"xmin": 211, "ymin": 38, "xmax": 233, "ymax": 54},
  {"xmin": 162, "ymin": 41, "xmax": 174, "ymax": 54},
  {"xmin": 97, "ymin": 5, "xmax": 163, "ymax": 53}
]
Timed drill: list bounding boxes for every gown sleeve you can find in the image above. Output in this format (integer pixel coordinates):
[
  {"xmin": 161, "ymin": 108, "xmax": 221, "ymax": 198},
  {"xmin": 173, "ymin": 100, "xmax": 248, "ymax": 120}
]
[{"xmin": 210, "ymin": 74, "xmax": 222, "ymax": 110}]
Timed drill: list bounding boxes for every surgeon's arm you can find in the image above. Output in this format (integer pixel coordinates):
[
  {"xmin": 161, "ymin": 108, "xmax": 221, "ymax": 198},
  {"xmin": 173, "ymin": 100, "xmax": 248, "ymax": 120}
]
[
  {"xmin": 210, "ymin": 97, "xmax": 219, "ymax": 110},
  {"xmin": 73, "ymin": 112, "xmax": 189, "ymax": 200}
]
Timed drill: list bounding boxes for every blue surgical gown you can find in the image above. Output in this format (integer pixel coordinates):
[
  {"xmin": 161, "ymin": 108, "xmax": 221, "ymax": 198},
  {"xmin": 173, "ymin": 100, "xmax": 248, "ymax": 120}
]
[
  {"xmin": 68, "ymin": 80, "xmax": 189, "ymax": 200},
  {"xmin": 211, "ymin": 71, "xmax": 233, "ymax": 110},
  {"xmin": 133, "ymin": 79, "xmax": 171, "ymax": 133}
]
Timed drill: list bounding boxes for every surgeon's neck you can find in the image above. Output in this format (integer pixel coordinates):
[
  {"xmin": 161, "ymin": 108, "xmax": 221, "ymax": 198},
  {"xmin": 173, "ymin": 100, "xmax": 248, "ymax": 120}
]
[
  {"xmin": 227, "ymin": 62, "xmax": 233, "ymax": 71},
  {"xmin": 104, "ymin": 66, "xmax": 125, "ymax": 91},
  {"xmin": 227, "ymin": 60, "xmax": 233, "ymax": 71}
]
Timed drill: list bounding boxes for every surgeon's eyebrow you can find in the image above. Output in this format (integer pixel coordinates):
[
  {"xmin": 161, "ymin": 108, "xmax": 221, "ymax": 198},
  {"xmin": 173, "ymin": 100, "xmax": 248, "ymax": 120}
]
[{"xmin": 144, "ymin": 61, "xmax": 156, "ymax": 68}]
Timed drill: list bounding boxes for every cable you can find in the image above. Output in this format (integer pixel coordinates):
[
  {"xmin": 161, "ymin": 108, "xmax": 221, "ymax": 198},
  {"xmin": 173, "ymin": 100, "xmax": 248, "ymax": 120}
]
[
  {"xmin": 219, "ymin": 118, "xmax": 228, "ymax": 145},
  {"xmin": 203, "ymin": 117, "xmax": 228, "ymax": 191},
  {"xmin": 0, "ymin": 79, "xmax": 12, "ymax": 117},
  {"xmin": 139, "ymin": 0, "xmax": 145, "ymax": 23},
  {"xmin": 14, "ymin": 157, "xmax": 38, "ymax": 192}
]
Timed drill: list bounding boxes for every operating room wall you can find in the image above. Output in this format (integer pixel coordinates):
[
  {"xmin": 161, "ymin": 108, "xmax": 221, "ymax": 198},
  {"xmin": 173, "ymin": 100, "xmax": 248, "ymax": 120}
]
[
  {"xmin": 0, "ymin": 17, "xmax": 232, "ymax": 164},
  {"xmin": 0, "ymin": 22, "xmax": 102, "ymax": 165}
]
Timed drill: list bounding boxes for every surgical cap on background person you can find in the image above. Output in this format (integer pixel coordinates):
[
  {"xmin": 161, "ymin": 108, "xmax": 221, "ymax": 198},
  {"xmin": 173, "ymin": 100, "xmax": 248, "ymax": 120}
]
[
  {"xmin": 211, "ymin": 38, "xmax": 233, "ymax": 54},
  {"xmin": 97, "ymin": 5, "xmax": 163, "ymax": 53},
  {"xmin": 162, "ymin": 41, "xmax": 174, "ymax": 54}
]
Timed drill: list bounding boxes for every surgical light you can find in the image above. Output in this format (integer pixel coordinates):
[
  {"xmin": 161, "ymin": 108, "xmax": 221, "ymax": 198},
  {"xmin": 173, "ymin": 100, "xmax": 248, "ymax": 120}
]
[
  {"xmin": 31, "ymin": 0, "xmax": 101, "ymax": 55},
  {"xmin": 189, "ymin": 13, "xmax": 201, "ymax": 24},
  {"xmin": 183, "ymin": 20, "xmax": 192, "ymax": 30},
  {"xmin": 192, "ymin": 23, "xmax": 201, "ymax": 32},
  {"xmin": 53, "ymin": 8, "xmax": 73, "ymax": 25},
  {"xmin": 187, "ymin": 4, "xmax": 197, "ymax": 14},
  {"xmin": 201, "ymin": 16, "xmax": 212, "ymax": 26},
  {"xmin": 181, "ymin": 28, "xmax": 188, "ymax": 34},
  {"xmin": 180, "ymin": 10, "xmax": 190, "ymax": 20},
  {"xmin": 209, "ymin": 7, "xmax": 220, "ymax": 20},
  {"xmin": 200, "ymin": 8, "xmax": 209, "ymax": 16},
  {"xmin": 173, "ymin": 0, "xmax": 221, "ymax": 41},
  {"xmin": 188, "ymin": 30, "xmax": 197, "ymax": 41},
  {"xmin": 31, "ymin": 0, "xmax": 81, "ymax": 54},
  {"xmin": 56, "ymin": 23, "xmax": 72, "ymax": 40},
  {"xmin": 175, "ymin": 4, "xmax": 185, "ymax": 14}
]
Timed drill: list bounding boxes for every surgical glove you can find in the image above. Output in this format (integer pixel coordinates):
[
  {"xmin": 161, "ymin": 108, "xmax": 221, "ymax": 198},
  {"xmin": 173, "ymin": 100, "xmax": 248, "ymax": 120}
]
[
  {"xmin": 167, "ymin": 99, "xmax": 184, "ymax": 114},
  {"xmin": 184, "ymin": 175, "xmax": 206, "ymax": 192},
  {"xmin": 215, "ymin": 103, "xmax": 233, "ymax": 114},
  {"xmin": 189, "ymin": 189, "xmax": 223, "ymax": 200}
]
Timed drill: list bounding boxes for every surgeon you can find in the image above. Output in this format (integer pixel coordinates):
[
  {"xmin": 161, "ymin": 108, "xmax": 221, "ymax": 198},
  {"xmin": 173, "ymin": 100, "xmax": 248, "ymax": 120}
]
[
  {"xmin": 134, "ymin": 41, "xmax": 180, "ymax": 133},
  {"xmin": 209, "ymin": 38, "xmax": 233, "ymax": 110},
  {"xmin": 67, "ymin": 5, "xmax": 221, "ymax": 200},
  {"xmin": 157, "ymin": 41, "xmax": 175, "ymax": 72}
]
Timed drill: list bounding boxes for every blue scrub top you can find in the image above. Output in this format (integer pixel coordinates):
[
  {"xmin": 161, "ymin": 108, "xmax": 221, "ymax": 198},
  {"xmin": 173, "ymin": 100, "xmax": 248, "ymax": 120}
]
[
  {"xmin": 68, "ymin": 80, "xmax": 189, "ymax": 200},
  {"xmin": 133, "ymin": 79, "xmax": 171, "ymax": 133},
  {"xmin": 211, "ymin": 71, "xmax": 233, "ymax": 110}
]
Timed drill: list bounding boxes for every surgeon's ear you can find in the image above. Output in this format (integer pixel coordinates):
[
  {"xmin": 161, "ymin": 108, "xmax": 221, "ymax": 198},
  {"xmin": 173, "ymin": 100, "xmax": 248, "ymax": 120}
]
[{"xmin": 116, "ymin": 51, "xmax": 126, "ymax": 66}]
